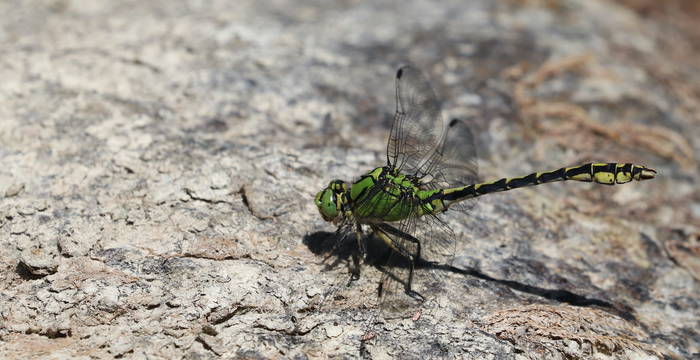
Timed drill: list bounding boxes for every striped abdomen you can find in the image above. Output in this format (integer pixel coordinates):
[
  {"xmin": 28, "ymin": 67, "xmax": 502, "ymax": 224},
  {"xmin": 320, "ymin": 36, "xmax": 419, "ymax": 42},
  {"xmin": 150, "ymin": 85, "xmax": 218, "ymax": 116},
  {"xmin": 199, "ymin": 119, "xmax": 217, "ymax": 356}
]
[{"xmin": 435, "ymin": 163, "xmax": 656, "ymax": 210}]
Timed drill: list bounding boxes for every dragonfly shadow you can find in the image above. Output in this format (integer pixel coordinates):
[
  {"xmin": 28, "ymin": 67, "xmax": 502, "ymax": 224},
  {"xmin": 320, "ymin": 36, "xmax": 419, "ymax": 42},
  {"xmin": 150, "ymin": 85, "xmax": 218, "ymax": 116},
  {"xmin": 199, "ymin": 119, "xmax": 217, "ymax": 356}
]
[
  {"xmin": 422, "ymin": 261, "xmax": 637, "ymax": 322},
  {"xmin": 304, "ymin": 230, "xmax": 427, "ymax": 301},
  {"xmin": 303, "ymin": 231, "xmax": 635, "ymax": 321},
  {"xmin": 303, "ymin": 230, "xmax": 413, "ymax": 272}
]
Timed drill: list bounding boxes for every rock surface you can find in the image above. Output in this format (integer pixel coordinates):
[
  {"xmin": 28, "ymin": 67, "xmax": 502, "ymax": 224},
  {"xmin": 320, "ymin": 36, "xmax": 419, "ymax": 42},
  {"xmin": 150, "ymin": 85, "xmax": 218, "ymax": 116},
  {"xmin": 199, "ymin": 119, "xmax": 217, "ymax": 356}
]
[{"xmin": 1, "ymin": 0, "xmax": 699, "ymax": 359}]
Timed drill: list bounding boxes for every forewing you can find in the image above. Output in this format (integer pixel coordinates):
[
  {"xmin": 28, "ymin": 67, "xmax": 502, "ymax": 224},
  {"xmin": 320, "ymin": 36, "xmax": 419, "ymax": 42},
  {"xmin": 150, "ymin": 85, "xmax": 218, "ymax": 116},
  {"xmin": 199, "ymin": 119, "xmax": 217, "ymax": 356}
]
[
  {"xmin": 386, "ymin": 67, "xmax": 479, "ymax": 212},
  {"xmin": 387, "ymin": 66, "xmax": 446, "ymax": 177}
]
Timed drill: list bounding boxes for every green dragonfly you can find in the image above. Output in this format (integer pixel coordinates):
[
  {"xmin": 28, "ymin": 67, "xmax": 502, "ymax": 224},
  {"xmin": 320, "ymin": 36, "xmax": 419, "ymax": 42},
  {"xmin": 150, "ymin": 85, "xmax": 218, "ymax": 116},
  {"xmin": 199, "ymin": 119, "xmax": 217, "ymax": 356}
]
[{"xmin": 314, "ymin": 65, "xmax": 656, "ymax": 312}]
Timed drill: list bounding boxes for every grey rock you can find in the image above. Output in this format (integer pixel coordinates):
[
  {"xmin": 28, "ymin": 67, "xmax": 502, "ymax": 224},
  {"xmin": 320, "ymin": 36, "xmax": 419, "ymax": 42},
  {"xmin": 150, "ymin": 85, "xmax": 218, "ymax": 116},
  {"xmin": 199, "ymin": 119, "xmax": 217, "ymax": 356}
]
[
  {"xmin": 0, "ymin": 0, "xmax": 699, "ymax": 359},
  {"xmin": 4, "ymin": 183, "xmax": 25, "ymax": 198},
  {"xmin": 18, "ymin": 248, "xmax": 58, "ymax": 276}
]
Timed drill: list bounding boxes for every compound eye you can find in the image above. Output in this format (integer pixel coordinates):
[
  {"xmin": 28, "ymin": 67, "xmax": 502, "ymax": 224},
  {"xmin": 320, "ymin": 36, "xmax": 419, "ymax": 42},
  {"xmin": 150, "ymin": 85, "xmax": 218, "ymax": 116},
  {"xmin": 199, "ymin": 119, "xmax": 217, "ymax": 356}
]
[{"xmin": 319, "ymin": 189, "xmax": 338, "ymax": 220}]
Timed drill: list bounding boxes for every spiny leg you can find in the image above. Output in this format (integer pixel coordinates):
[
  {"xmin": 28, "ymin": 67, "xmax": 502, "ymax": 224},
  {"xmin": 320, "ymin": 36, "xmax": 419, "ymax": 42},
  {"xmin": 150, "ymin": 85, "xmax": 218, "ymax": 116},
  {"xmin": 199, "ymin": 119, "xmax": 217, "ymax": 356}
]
[{"xmin": 349, "ymin": 223, "xmax": 364, "ymax": 283}]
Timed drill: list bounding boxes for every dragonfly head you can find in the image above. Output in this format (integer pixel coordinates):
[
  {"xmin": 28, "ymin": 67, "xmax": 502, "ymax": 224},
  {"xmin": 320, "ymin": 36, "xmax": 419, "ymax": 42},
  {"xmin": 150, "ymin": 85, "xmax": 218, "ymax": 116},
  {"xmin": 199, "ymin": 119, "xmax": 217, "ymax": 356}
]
[{"xmin": 314, "ymin": 180, "xmax": 348, "ymax": 224}]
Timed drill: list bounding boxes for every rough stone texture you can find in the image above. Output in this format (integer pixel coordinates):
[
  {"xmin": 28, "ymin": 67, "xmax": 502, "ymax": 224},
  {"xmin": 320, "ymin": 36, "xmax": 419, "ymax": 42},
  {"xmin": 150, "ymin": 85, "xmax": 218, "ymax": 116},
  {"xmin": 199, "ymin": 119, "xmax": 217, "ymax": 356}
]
[{"xmin": 1, "ymin": 0, "xmax": 699, "ymax": 359}]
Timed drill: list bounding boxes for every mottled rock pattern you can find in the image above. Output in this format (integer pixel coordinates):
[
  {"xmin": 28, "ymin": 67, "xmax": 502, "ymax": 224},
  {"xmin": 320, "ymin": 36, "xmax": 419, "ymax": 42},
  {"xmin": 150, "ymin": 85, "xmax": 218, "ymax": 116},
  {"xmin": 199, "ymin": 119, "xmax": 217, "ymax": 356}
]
[{"xmin": 1, "ymin": 0, "xmax": 699, "ymax": 359}]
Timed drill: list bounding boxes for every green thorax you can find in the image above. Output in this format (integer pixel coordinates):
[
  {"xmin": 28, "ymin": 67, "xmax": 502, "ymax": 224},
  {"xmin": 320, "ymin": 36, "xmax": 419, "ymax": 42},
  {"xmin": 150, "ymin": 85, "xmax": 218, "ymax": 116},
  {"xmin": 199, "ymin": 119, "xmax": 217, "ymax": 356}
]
[{"xmin": 347, "ymin": 166, "xmax": 443, "ymax": 223}]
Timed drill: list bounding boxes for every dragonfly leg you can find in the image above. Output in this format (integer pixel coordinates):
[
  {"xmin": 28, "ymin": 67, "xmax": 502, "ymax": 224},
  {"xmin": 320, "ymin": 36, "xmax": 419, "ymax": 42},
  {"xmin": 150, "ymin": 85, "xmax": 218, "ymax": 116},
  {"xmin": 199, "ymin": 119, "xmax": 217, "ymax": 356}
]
[
  {"xmin": 403, "ymin": 239, "xmax": 424, "ymax": 301},
  {"xmin": 346, "ymin": 224, "xmax": 363, "ymax": 283}
]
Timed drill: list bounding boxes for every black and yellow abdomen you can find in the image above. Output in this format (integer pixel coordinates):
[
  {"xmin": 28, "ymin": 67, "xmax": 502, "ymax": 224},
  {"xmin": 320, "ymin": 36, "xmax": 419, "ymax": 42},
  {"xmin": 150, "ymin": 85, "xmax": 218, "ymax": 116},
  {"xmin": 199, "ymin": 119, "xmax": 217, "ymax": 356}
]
[{"xmin": 438, "ymin": 163, "xmax": 656, "ymax": 209}]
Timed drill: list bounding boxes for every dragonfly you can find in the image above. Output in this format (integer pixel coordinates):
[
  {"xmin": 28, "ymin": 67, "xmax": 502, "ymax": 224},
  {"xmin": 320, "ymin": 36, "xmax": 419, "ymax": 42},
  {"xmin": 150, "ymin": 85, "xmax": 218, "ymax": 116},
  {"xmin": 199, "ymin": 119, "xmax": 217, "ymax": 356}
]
[{"xmin": 314, "ymin": 65, "xmax": 657, "ymax": 314}]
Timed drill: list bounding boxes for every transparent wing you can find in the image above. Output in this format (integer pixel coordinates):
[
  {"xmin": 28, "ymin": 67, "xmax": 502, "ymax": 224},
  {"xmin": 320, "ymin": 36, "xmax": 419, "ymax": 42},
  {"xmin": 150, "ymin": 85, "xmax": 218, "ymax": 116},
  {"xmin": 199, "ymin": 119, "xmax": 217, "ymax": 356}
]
[
  {"xmin": 380, "ymin": 191, "xmax": 457, "ymax": 316},
  {"xmin": 395, "ymin": 201, "xmax": 457, "ymax": 269},
  {"xmin": 371, "ymin": 224, "xmax": 422, "ymax": 319},
  {"xmin": 392, "ymin": 119, "xmax": 472, "ymax": 264},
  {"xmin": 423, "ymin": 118, "xmax": 480, "ymax": 212},
  {"xmin": 377, "ymin": 256, "xmax": 420, "ymax": 319},
  {"xmin": 372, "ymin": 218, "xmax": 454, "ymax": 318},
  {"xmin": 387, "ymin": 67, "xmax": 479, "ymax": 200},
  {"xmin": 387, "ymin": 65, "xmax": 446, "ymax": 177}
]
